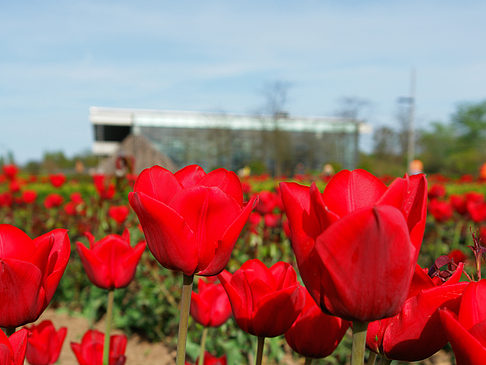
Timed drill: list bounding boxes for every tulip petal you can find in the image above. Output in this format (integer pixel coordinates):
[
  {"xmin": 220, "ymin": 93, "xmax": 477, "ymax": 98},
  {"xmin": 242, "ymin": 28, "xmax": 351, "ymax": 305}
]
[
  {"xmin": 252, "ymin": 285, "xmax": 304, "ymax": 337},
  {"xmin": 322, "ymin": 169, "xmax": 387, "ymax": 217},
  {"xmin": 129, "ymin": 191, "xmax": 197, "ymax": 275},
  {"xmin": 171, "ymin": 187, "xmax": 242, "ymax": 273},
  {"xmin": 134, "ymin": 165, "xmax": 182, "ymax": 204},
  {"xmin": 9, "ymin": 328, "xmax": 28, "ymax": 365},
  {"xmin": 0, "ymin": 258, "xmax": 42, "ymax": 327},
  {"xmin": 458, "ymin": 280, "xmax": 486, "ymax": 330},
  {"xmin": 198, "ymin": 195, "xmax": 256, "ymax": 276},
  {"xmin": 77, "ymin": 242, "xmax": 112, "ymax": 289},
  {"xmin": 382, "ymin": 282, "xmax": 468, "ymax": 361},
  {"xmin": 174, "ymin": 164, "xmax": 206, "ymax": 188},
  {"xmin": 440, "ymin": 309, "xmax": 486, "ymax": 365},
  {"xmin": 0, "ymin": 224, "xmax": 36, "ymax": 262},
  {"xmin": 199, "ymin": 169, "xmax": 244, "ymax": 204},
  {"xmin": 315, "ymin": 205, "xmax": 415, "ymax": 321},
  {"xmin": 114, "ymin": 241, "xmax": 146, "ymax": 288}
]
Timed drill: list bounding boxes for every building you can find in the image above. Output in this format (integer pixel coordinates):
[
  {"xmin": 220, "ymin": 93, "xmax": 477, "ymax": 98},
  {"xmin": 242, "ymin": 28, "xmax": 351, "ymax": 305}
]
[{"xmin": 90, "ymin": 106, "xmax": 367, "ymax": 174}]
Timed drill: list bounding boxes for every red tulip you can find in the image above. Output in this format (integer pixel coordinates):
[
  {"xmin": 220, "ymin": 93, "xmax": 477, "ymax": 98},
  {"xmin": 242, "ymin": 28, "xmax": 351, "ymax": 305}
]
[
  {"xmin": 0, "ymin": 192, "xmax": 13, "ymax": 208},
  {"xmin": 186, "ymin": 352, "xmax": 227, "ymax": 365},
  {"xmin": 218, "ymin": 259, "xmax": 305, "ymax": 337},
  {"xmin": 285, "ymin": 289, "xmax": 350, "ymax": 359},
  {"xmin": 280, "ymin": 170, "xmax": 427, "ymax": 322},
  {"xmin": 428, "ymin": 183, "xmax": 446, "ymax": 199},
  {"xmin": 429, "ymin": 199, "xmax": 453, "ymax": 222},
  {"xmin": 70, "ymin": 192, "xmax": 84, "ymax": 205},
  {"xmin": 255, "ymin": 190, "xmax": 279, "ymax": 215},
  {"xmin": 48, "ymin": 173, "xmax": 66, "ymax": 188},
  {"xmin": 198, "ymin": 353, "xmax": 227, "ymax": 365},
  {"xmin": 2, "ymin": 164, "xmax": 19, "ymax": 180},
  {"xmin": 449, "ymin": 249, "xmax": 468, "ymax": 264},
  {"xmin": 366, "ymin": 262, "xmax": 468, "ymax": 361},
  {"xmin": 43, "ymin": 193, "xmax": 63, "ymax": 209},
  {"xmin": 190, "ymin": 279, "xmax": 232, "ymax": 327},
  {"xmin": 467, "ymin": 200, "xmax": 486, "ymax": 223},
  {"xmin": 0, "ymin": 225, "xmax": 70, "ymax": 327},
  {"xmin": 25, "ymin": 320, "xmax": 67, "ymax": 365},
  {"xmin": 108, "ymin": 205, "xmax": 130, "ymax": 225},
  {"xmin": 76, "ymin": 230, "xmax": 146, "ymax": 289},
  {"xmin": 21, "ymin": 190, "xmax": 37, "ymax": 204},
  {"xmin": 129, "ymin": 165, "xmax": 256, "ymax": 276},
  {"xmin": 93, "ymin": 174, "xmax": 115, "ymax": 200},
  {"xmin": 0, "ymin": 328, "xmax": 29, "ymax": 365},
  {"xmin": 450, "ymin": 194, "xmax": 468, "ymax": 215},
  {"xmin": 71, "ymin": 330, "xmax": 127, "ymax": 365},
  {"xmin": 439, "ymin": 280, "xmax": 486, "ymax": 365}
]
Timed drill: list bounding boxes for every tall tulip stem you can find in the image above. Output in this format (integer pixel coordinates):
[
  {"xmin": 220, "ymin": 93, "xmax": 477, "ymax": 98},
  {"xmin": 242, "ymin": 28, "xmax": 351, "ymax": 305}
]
[
  {"xmin": 367, "ymin": 352, "xmax": 377, "ymax": 365},
  {"xmin": 176, "ymin": 274, "xmax": 194, "ymax": 365},
  {"xmin": 255, "ymin": 336, "xmax": 265, "ymax": 365},
  {"xmin": 351, "ymin": 321, "xmax": 368, "ymax": 365},
  {"xmin": 380, "ymin": 358, "xmax": 392, "ymax": 365},
  {"xmin": 304, "ymin": 357, "xmax": 313, "ymax": 365},
  {"xmin": 199, "ymin": 327, "xmax": 208, "ymax": 365},
  {"xmin": 103, "ymin": 289, "xmax": 115, "ymax": 365}
]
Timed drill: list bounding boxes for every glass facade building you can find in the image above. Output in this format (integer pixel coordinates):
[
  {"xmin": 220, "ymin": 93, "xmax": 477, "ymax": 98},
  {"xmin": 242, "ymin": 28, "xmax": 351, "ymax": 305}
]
[{"xmin": 90, "ymin": 106, "xmax": 366, "ymax": 174}]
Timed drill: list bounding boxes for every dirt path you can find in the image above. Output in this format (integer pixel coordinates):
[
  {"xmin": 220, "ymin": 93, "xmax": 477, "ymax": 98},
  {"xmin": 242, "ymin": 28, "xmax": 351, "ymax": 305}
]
[{"xmin": 33, "ymin": 309, "xmax": 174, "ymax": 365}]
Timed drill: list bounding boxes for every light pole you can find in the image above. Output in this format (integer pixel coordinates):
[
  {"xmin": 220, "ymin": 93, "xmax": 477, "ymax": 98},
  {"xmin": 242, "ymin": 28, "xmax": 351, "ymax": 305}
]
[{"xmin": 397, "ymin": 68, "xmax": 416, "ymax": 174}]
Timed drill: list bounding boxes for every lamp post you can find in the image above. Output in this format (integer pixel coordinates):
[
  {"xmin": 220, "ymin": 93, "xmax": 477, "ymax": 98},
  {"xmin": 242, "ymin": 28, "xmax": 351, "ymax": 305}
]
[{"xmin": 397, "ymin": 68, "xmax": 416, "ymax": 174}]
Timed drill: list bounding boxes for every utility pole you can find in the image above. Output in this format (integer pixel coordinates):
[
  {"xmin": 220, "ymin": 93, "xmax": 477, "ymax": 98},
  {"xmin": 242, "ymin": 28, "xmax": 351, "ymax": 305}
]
[
  {"xmin": 407, "ymin": 68, "xmax": 416, "ymax": 173},
  {"xmin": 398, "ymin": 68, "xmax": 416, "ymax": 173}
]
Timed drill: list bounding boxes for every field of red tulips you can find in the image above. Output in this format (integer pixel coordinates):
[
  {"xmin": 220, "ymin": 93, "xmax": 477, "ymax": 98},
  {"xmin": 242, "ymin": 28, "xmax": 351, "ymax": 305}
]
[{"xmin": 1, "ymin": 163, "xmax": 486, "ymax": 365}]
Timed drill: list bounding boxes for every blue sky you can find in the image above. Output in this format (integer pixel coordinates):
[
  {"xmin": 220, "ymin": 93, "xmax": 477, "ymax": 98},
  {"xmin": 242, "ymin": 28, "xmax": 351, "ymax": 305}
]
[{"xmin": 1, "ymin": 0, "xmax": 485, "ymax": 163}]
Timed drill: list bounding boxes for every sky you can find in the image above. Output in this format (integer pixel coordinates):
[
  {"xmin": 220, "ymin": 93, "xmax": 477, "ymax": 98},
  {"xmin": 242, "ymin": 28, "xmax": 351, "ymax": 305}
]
[{"xmin": 1, "ymin": 0, "xmax": 485, "ymax": 164}]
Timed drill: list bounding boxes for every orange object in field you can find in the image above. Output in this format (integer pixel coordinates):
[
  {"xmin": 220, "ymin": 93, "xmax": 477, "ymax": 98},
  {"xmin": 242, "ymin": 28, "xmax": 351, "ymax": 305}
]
[
  {"xmin": 480, "ymin": 163, "xmax": 486, "ymax": 180},
  {"xmin": 409, "ymin": 160, "xmax": 424, "ymax": 175}
]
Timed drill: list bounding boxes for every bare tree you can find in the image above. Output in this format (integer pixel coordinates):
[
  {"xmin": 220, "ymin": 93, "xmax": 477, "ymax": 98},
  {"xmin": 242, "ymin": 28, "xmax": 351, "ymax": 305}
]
[
  {"xmin": 334, "ymin": 96, "xmax": 372, "ymax": 169},
  {"xmin": 259, "ymin": 81, "xmax": 292, "ymax": 176}
]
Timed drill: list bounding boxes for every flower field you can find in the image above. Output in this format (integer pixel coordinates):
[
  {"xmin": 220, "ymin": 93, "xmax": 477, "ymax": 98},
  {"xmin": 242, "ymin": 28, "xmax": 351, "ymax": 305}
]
[{"xmin": 1, "ymin": 163, "xmax": 486, "ymax": 365}]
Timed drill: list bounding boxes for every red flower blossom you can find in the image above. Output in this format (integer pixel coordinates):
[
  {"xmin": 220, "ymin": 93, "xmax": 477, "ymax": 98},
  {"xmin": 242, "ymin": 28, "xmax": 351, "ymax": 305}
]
[
  {"xmin": 71, "ymin": 330, "xmax": 127, "ymax": 365},
  {"xmin": 280, "ymin": 170, "xmax": 428, "ymax": 322},
  {"xmin": 48, "ymin": 174, "xmax": 66, "ymax": 188},
  {"xmin": 450, "ymin": 194, "xmax": 468, "ymax": 215},
  {"xmin": 428, "ymin": 183, "xmax": 446, "ymax": 200},
  {"xmin": 0, "ymin": 328, "xmax": 29, "ymax": 365},
  {"xmin": 129, "ymin": 165, "xmax": 256, "ymax": 276},
  {"xmin": 190, "ymin": 279, "xmax": 232, "ymax": 327},
  {"xmin": 467, "ymin": 200, "xmax": 486, "ymax": 223},
  {"xmin": 93, "ymin": 174, "xmax": 116, "ymax": 200},
  {"xmin": 76, "ymin": 230, "xmax": 145, "ymax": 289},
  {"xmin": 366, "ymin": 261, "xmax": 467, "ymax": 361},
  {"xmin": 186, "ymin": 352, "xmax": 227, "ymax": 365},
  {"xmin": 25, "ymin": 320, "xmax": 67, "ymax": 365},
  {"xmin": 449, "ymin": 249, "xmax": 468, "ymax": 264},
  {"xmin": 0, "ymin": 225, "xmax": 70, "ymax": 327},
  {"xmin": 218, "ymin": 259, "xmax": 305, "ymax": 337},
  {"xmin": 43, "ymin": 194, "xmax": 64, "ymax": 209},
  {"xmin": 440, "ymin": 280, "xmax": 486, "ymax": 365},
  {"xmin": 108, "ymin": 205, "xmax": 130, "ymax": 225},
  {"xmin": 429, "ymin": 199, "xmax": 453, "ymax": 222},
  {"xmin": 2, "ymin": 164, "xmax": 18, "ymax": 180},
  {"xmin": 21, "ymin": 190, "xmax": 37, "ymax": 204},
  {"xmin": 285, "ymin": 289, "xmax": 349, "ymax": 359}
]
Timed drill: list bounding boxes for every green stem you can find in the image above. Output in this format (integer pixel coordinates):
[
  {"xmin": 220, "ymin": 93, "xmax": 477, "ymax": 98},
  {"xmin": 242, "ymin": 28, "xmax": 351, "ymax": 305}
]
[
  {"xmin": 351, "ymin": 321, "xmax": 368, "ymax": 365},
  {"xmin": 176, "ymin": 274, "xmax": 194, "ymax": 365},
  {"xmin": 367, "ymin": 352, "xmax": 377, "ymax": 365},
  {"xmin": 380, "ymin": 358, "xmax": 392, "ymax": 365},
  {"xmin": 452, "ymin": 220, "xmax": 463, "ymax": 249},
  {"xmin": 255, "ymin": 336, "xmax": 265, "ymax": 365},
  {"xmin": 199, "ymin": 327, "xmax": 208, "ymax": 365},
  {"xmin": 304, "ymin": 357, "xmax": 313, "ymax": 365},
  {"xmin": 435, "ymin": 224, "xmax": 444, "ymax": 259},
  {"xmin": 103, "ymin": 290, "xmax": 115, "ymax": 365}
]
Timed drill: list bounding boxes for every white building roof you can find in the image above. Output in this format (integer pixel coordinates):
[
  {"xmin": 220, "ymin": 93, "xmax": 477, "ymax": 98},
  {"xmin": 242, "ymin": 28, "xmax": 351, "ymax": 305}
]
[{"xmin": 90, "ymin": 106, "xmax": 369, "ymax": 133}]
